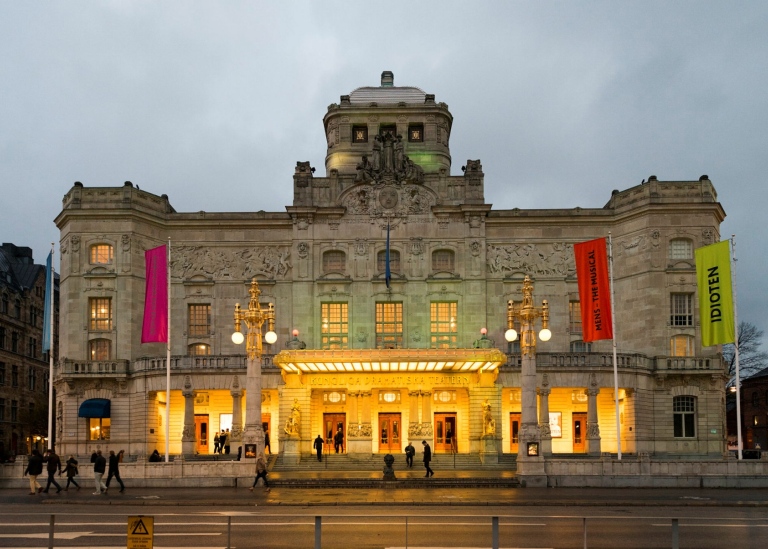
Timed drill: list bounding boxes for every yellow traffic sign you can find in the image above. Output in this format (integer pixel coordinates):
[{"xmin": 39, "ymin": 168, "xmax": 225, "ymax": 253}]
[{"xmin": 127, "ymin": 515, "xmax": 154, "ymax": 549}]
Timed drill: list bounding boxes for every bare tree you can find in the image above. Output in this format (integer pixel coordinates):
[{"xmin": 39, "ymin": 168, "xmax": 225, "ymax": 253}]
[{"xmin": 723, "ymin": 321, "xmax": 768, "ymax": 385}]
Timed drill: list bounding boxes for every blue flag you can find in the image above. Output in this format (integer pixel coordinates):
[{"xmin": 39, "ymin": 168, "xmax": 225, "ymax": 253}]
[
  {"xmin": 385, "ymin": 222, "xmax": 391, "ymax": 288},
  {"xmin": 42, "ymin": 251, "xmax": 53, "ymax": 352}
]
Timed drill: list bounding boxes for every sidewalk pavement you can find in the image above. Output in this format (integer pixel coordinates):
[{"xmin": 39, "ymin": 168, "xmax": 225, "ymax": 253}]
[{"xmin": 2, "ymin": 468, "xmax": 768, "ymax": 508}]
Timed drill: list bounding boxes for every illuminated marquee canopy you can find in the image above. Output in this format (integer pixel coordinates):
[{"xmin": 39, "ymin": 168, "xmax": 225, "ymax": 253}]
[{"xmin": 273, "ymin": 348, "xmax": 507, "ymax": 374}]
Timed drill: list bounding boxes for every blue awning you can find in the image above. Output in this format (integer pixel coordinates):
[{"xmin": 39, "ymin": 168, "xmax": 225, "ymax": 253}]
[{"xmin": 78, "ymin": 398, "xmax": 111, "ymax": 418}]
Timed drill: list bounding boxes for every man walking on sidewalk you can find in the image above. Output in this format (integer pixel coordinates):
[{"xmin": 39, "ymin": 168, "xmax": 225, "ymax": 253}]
[
  {"xmin": 105, "ymin": 450, "xmax": 125, "ymax": 493},
  {"xmin": 314, "ymin": 434, "xmax": 324, "ymax": 462},
  {"xmin": 42, "ymin": 449, "xmax": 62, "ymax": 493},
  {"xmin": 422, "ymin": 440, "xmax": 434, "ymax": 477},
  {"xmin": 92, "ymin": 450, "xmax": 107, "ymax": 494},
  {"xmin": 23, "ymin": 449, "xmax": 44, "ymax": 495}
]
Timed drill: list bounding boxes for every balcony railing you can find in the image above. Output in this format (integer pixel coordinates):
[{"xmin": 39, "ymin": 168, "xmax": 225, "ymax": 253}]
[
  {"xmin": 503, "ymin": 352, "xmax": 724, "ymax": 374},
  {"xmin": 131, "ymin": 353, "xmax": 276, "ymax": 373},
  {"xmin": 59, "ymin": 359, "xmax": 130, "ymax": 376}
]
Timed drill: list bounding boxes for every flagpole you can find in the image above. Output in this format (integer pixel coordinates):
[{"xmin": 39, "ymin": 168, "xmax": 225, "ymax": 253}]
[
  {"xmin": 47, "ymin": 242, "xmax": 55, "ymax": 451},
  {"xmin": 731, "ymin": 235, "xmax": 742, "ymax": 460},
  {"xmin": 608, "ymin": 233, "xmax": 622, "ymax": 460},
  {"xmin": 165, "ymin": 238, "xmax": 171, "ymax": 462}
]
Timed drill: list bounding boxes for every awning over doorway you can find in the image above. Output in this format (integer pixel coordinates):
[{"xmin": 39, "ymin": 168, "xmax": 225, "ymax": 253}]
[
  {"xmin": 273, "ymin": 348, "xmax": 507, "ymax": 374},
  {"xmin": 78, "ymin": 398, "xmax": 111, "ymax": 418}
]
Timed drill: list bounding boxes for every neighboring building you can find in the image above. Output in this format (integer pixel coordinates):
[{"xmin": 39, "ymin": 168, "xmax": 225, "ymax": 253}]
[
  {"xmin": 53, "ymin": 71, "xmax": 727, "ymax": 462},
  {"xmin": 729, "ymin": 367, "xmax": 768, "ymax": 451},
  {"xmin": 0, "ymin": 243, "xmax": 58, "ymax": 459}
]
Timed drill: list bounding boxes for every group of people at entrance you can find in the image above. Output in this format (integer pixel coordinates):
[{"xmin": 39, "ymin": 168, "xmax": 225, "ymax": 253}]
[
  {"xmin": 213, "ymin": 429, "xmax": 230, "ymax": 454},
  {"xmin": 404, "ymin": 440, "xmax": 433, "ymax": 476},
  {"xmin": 312, "ymin": 428, "xmax": 344, "ymax": 461}
]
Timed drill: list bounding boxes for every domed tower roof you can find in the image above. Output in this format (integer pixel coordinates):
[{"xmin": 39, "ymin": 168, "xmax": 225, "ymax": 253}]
[{"xmin": 323, "ymin": 71, "xmax": 452, "ymax": 177}]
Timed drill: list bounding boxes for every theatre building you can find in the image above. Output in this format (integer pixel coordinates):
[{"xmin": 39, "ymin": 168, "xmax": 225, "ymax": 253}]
[{"xmin": 53, "ymin": 72, "xmax": 728, "ymax": 463}]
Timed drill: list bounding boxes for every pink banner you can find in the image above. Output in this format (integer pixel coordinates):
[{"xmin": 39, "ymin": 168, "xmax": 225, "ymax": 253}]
[{"xmin": 142, "ymin": 245, "xmax": 168, "ymax": 343}]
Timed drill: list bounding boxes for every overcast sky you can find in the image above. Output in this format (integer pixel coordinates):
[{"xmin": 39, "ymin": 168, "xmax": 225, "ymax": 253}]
[{"xmin": 2, "ymin": 1, "xmax": 767, "ymax": 347}]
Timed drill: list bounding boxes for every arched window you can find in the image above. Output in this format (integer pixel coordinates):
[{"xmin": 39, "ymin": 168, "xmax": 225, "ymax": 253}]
[
  {"xmin": 570, "ymin": 340, "xmax": 592, "ymax": 353},
  {"xmin": 432, "ymin": 249, "xmax": 455, "ymax": 272},
  {"xmin": 669, "ymin": 238, "xmax": 693, "ymax": 260},
  {"xmin": 89, "ymin": 244, "xmax": 114, "ymax": 265},
  {"xmin": 673, "ymin": 395, "xmax": 696, "ymax": 438},
  {"xmin": 377, "ymin": 249, "xmax": 400, "ymax": 273},
  {"xmin": 189, "ymin": 343, "xmax": 211, "ymax": 356},
  {"xmin": 89, "ymin": 339, "xmax": 111, "ymax": 361},
  {"xmin": 670, "ymin": 335, "xmax": 694, "ymax": 357},
  {"xmin": 322, "ymin": 250, "xmax": 346, "ymax": 274}
]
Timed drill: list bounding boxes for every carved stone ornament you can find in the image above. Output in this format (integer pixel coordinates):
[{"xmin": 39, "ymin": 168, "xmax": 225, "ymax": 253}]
[
  {"xmin": 354, "ymin": 132, "xmax": 425, "ymax": 185},
  {"xmin": 408, "ymin": 422, "xmax": 434, "ymax": 438},
  {"xmin": 379, "ymin": 187, "xmax": 399, "ymax": 209},
  {"xmin": 486, "ymin": 242, "xmax": 575, "ymax": 277},
  {"xmin": 171, "ymin": 245, "xmax": 291, "ymax": 281},
  {"xmin": 297, "ymin": 242, "xmax": 309, "ymax": 258},
  {"xmin": 340, "ymin": 183, "xmax": 435, "ymax": 220}
]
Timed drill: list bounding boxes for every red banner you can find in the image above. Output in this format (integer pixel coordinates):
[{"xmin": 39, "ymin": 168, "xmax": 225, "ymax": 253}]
[
  {"xmin": 142, "ymin": 245, "xmax": 168, "ymax": 343},
  {"xmin": 574, "ymin": 237, "xmax": 613, "ymax": 342}
]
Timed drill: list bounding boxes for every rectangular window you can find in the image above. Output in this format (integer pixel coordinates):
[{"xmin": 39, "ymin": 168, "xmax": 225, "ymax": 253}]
[
  {"xmin": 188, "ymin": 304, "xmax": 211, "ymax": 337},
  {"xmin": 669, "ymin": 239, "xmax": 693, "ymax": 260},
  {"xmin": 11, "ymin": 332, "xmax": 18, "ymax": 353},
  {"xmin": 11, "ymin": 365, "xmax": 18, "ymax": 387},
  {"xmin": 0, "ymin": 398, "xmax": 5, "ymax": 421},
  {"xmin": 670, "ymin": 293, "xmax": 693, "ymax": 326},
  {"xmin": 89, "ymin": 244, "xmax": 114, "ymax": 264},
  {"xmin": 321, "ymin": 303, "xmax": 348, "ymax": 350},
  {"xmin": 89, "ymin": 417, "xmax": 111, "ymax": 440},
  {"xmin": 28, "ymin": 368, "xmax": 35, "ymax": 391},
  {"xmin": 569, "ymin": 301, "xmax": 583, "ymax": 335},
  {"xmin": 89, "ymin": 339, "xmax": 111, "ymax": 361},
  {"xmin": 0, "ymin": 326, "xmax": 4, "ymax": 349},
  {"xmin": 27, "ymin": 337, "xmax": 36, "ymax": 358},
  {"xmin": 376, "ymin": 302, "xmax": 403, "ymax": 349},
  {"xmin": 570, "ymin": 340, "xmax": 592, "ymax": 353},
  {"xmin": 673, "ymin": 395, "xmax": 696, "ymax": 438},
  {"xmin": 323, "ymin": 251, "xmax": 346, "ymax": 274},
  {"xmin": 430, "ymin": 301, "xmax": 458, "ymax": 348},
  {"xmin": 670, "ymin": 335, "xmax": 694, "ymax": 357},
  {"xmin": 0, "ymin": 362, "xmax": 4, "ymax": 385},
  {"xmin": 89, "ymin": 297, "xmax": 112, "ymax": 331},
  {"xmin": 11, "ymin": 400, "xmax": 18, "ymax": 422},
  {"xmin": 432, "ymin": 250, "xmax": 455, "ymax": 272}
]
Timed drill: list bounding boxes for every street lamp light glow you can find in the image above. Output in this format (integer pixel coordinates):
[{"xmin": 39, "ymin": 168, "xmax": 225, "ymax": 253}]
[
  {"xmin": 539, "ymin": 328, "xmax": 552, "ymax": 342},
  {"xmin": 232, "ymin": 331, "xmax": 245, "ymax": 345},
  {"xmin": 505, "ymin": 328, "xmax": 518, "ymax": 342},
  {"xmin": 264, "ymin": 331, "xmax": 277, "ymax": 345}
]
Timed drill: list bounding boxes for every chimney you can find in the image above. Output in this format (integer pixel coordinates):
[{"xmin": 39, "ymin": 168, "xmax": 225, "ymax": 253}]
[{"xmin": 381, "ymin": 71, "xmax": 394, "ymax": 87}]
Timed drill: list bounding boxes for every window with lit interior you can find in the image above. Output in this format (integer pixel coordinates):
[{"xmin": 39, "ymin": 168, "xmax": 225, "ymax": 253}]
[
  {"xmin": 376, "ymin": 302, "xmax": 403, "ymax": 349},
  {"xmin": 189, "ymin": 343, "xmax": 211, "ymax": 356},
  {"xmin": 569, "ymin": 301, "xmax": 583, "ymax": 335},
  {"xmin": 321, "ymin": 303, "xmax": 348, "ymax": 350},
  {"xmin": 188, "ymin": 304, "xmax": 211, "ymax": 337},
  {"xmin": 89, "ymin": 244, "xmax": 114, "ymax": 265},
  {"xmin": 89, "ymin": 339, "xmax": 111, "ymax": 361},
  {"xmin": 89, "ymin": 418, "xmax": 110, "ymax": 440},
  {"xmin": 89, "ymin": 297, "xmax": 112, "ymax": 331},
  {"xmin": 670, "ymin": 334, "xmax": 694, "ymax": 357},
  {"xmin": 430, "ymin": 301, "xmax": 457, "ymax": 348}
]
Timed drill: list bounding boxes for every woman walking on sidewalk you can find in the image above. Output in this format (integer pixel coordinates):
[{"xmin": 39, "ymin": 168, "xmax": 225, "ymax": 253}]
[{"xmin": 249, "ymin": 451, "xmax": 270, "ymax": 493}]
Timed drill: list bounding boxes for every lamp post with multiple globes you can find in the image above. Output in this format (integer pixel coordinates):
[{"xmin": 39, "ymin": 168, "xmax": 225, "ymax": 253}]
[
  {"xmin": 505, "ymin": 275, "xmax": 551, "ymax": 485},
  {"xmin": 232, "ymin": 278, "xmax": 277, "ymax": 458}
]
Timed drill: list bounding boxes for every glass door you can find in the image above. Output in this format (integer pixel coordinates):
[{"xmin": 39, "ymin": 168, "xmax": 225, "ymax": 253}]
[
  {"xmin": 572, "ymin": 412, "xmax": 587, "ymax": 453},
  {"xmin": 434, "ymin": 413, "xmax": 457, "ymax": 453},
  {"xmin": 324, "ymin": 413, "xmax": 346, "ymax": 454},
  {"xmin": 194, "ymin": 414, "xmax": 209, "ymax": 454},
  {"xmin": 378, "ymin": 413, "xmax": 401, "ymax": 453},
  {"xmin": 509, "ymin": 413, "xmax": 521, "ymax": 453}
]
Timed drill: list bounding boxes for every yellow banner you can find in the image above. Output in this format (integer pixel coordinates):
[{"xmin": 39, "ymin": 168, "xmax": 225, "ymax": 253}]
[{"xmin": 695, "ymin": 240, "xmax": 735, "ymax": 346}]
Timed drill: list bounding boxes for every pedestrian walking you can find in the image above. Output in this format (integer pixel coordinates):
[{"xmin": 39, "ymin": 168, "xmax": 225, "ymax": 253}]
[
  {"xmin": 224, "ymin": 428, "xmax": 231, "ymax": 454},
  {"xmin": 105, "ymin": 449, "xmax": 125, "ymax": 492},
  {"xmin": 264, "ymin": 430, "xmax": 271, "ymax": 454},
  {"xmin": 92, "ymin": 450, "xmax": 107, "ymax": 494},
  {"xmin": 219, "ymin": 430, "xmax": 227, "ymax": 454},
  {"xmin": 405, "ymin": 442, "xmax": 415, "ymax": 468},
  {"xmin": 422, "ymin": 440, "xmax": 434, "ymax": 477},
  {"xmin": 313, "ymin": 434, "xmax": 324, "ymax": 462},
  {"xmin": 42, "ymin": 449, "xmax": 62, "ymax": 493},
  {"xmin": 249, "ymin": 451, "xmax": 271, "ymax": 493},
  {"xmin": 64, "ymin": 455, "xmax": 80, "ymax": 491},
  {"xmin": 213, "ymin": 432, "xmax": 220, "ymax": 454},
  {"xmin": 23, "ymin": 449, "xmax": 44, "ymax": 495},
  {"xmin": 334, "ymin": 428, "xmax": 344, "ymax": 453}
]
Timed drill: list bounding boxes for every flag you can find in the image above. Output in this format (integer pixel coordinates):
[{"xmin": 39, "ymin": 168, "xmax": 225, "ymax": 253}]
[
  {"xmin": 42, "ymin": 251, "xmax": 53, "ymax": 352},
  {"xmin": 696, "ymin": 240, "xmax": 735, "ymax": 346},
  {"xmin": 574, "ymin": 237, "xmax": 614, "ymax": 342},
  {"xmin": 385, "ymin": 222, "xmax": 391, "ymax": 288},
  {"xmin": 142, "ymin": 245, "xmax": 168, "ymax": 343}
]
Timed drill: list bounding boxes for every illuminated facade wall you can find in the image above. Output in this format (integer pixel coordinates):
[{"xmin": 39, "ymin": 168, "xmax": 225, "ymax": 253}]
[{"xmin": 53, "ymin": 72, "xmax": 728, "ymax": 460}]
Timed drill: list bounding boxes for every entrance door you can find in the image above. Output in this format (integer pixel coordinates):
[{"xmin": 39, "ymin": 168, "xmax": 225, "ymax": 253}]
[
  {"xmin": 509, "ymin": 413, "xmax": 521, "ymax": 453},
  {"xmin": 324, "ymin": 413, "xmax": 346, "ymax": 454},
  {"xmin": 434, "ymin": 413, "xmax": 457, "ymax": 453},
  {"xmin": 378, "ymin": 413, "xmax": 401, "ymax": 453},
  {"xmin": 572, "ymin": 412, "xmax": 587, "ymax": 453},
  {"xmin": 262, "ymin": 413, "xmax": 271, "ymax": 453},
  {"xmin": 194, "ymin": 414, "xmax": 209, "ymax": 454}
]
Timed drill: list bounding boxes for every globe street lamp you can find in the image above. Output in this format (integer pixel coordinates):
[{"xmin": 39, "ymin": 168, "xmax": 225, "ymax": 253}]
[
  {"xmin": 232, "ymin": 278, "xmax": 276, "ymax": 458},
  {"xmin": 505, "ymin": 275, "xmax": 550, "ymax": 485}
]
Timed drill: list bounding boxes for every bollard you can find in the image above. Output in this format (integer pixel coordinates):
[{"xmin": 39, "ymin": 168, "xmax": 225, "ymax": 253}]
[
  {"xmin": 492, "ymin": 516, "xmax": 499, "ymax": 549},
  {"xmin": 48, "ymin": 515, "xmax": 55, "ymax": 549},
  {"xmin": 583, "ymin": 517, "xmax": 587, "ymax": 549},
  {"xmin": 405, "ymin": 516, "xmax": 408, "ymax": 549},
  {"xmin": 227, "ymin": 515, "xmax": 231, "ymax": 549},
  {"xmin": 671, "ymin": 518, "xmax": 679, "ymax": 549},
  {"xmin": 315, "ymin": 515, "xmax": 322, "ymax": 549}
]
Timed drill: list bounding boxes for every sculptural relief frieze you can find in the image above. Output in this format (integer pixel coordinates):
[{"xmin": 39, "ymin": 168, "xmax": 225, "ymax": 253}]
[
  {"xmin": 171, "ymin": 245, "xmax": 291, "ymax": 281},
  {"xmin": 341, "ymin": 183, "xmax": 435, "ymax": 219},
  {"xmin": 486, "ymin": 242, "xmax": 575, "ymax": 277}
]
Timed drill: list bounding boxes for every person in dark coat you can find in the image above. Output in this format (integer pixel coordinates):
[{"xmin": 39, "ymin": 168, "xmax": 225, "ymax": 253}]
[
  {"xmin": 264, "ymin": 430, "xmax": 271, "ymax": 455},
  {"xmin": 105, "ymin": 449, "xmax": 125, "ymax": 492},
  {"xmin": 149, "ymin": 449, "xmax": 162, "ymax": 462},
  {"xmin": 422, "ymin": 440, "xmax": 434, "ymax": 477},
  {"xmin": 213, "ymin": 432, "xmax": 220, "ymax": 454},
  {"xmin": 218, "ymin": 430, "xmax": 227, "ymax": 454},
  {"xmin": 313, "ymin": 434, "xmax": 324, "ymax": 462},
  {"xmin": 64, "ymin": 455, "xmax": 80, "ymax": 490},
  {"xmin": 92, "ymin": 450, "xmax": 107, "ymax": 494},
  {"xmin": 333, "ymin": 428, "xmax": 344, "ymax": 453},
  {"xmin": 23, "ymin": 449, "xmax": 44, "ymax": 495},
  {"xmin": 224, "ymin": 429, "xmax": 231, "ymax": 454},
  {"xmin": 404, "ymin": 442, "xmax": 415, "ymax": 468},
  {"xmin": 249, "ymin": 451, "xmax": 270, "ymax": 492},
  {"xmin": 43, "ymin": 449, "xmax": 62, "ymax": 493}
]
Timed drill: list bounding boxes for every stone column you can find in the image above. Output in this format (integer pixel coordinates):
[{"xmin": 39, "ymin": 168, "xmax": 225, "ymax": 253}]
[
  {"xmin": 586, "ymin": 374, "xmax": 602, "ymax": 456},
  {"xmin": 181, "ymin": 379, "xmax": 196, "ymax": 456},
  {"xmin": 421, "ymin": 390, "xmax": 432, "ymax": 434},
  {"xmin": 230, "ymin": 377, "xmax": 244, "ymax": 451},
  {"xmin": 242, "ymin": 356, "xmax": 265, "ymax": 458},
  {"xmin": 515, "ymin": 351, "xmax": 546, "ymax": 486},
  {"xmin": 408, "ymin": 390, "xmax": 420, "ymax": 442},
  {"xmin": 538, "ymin": 383, "xmax": 552, "ymax": 457}
]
